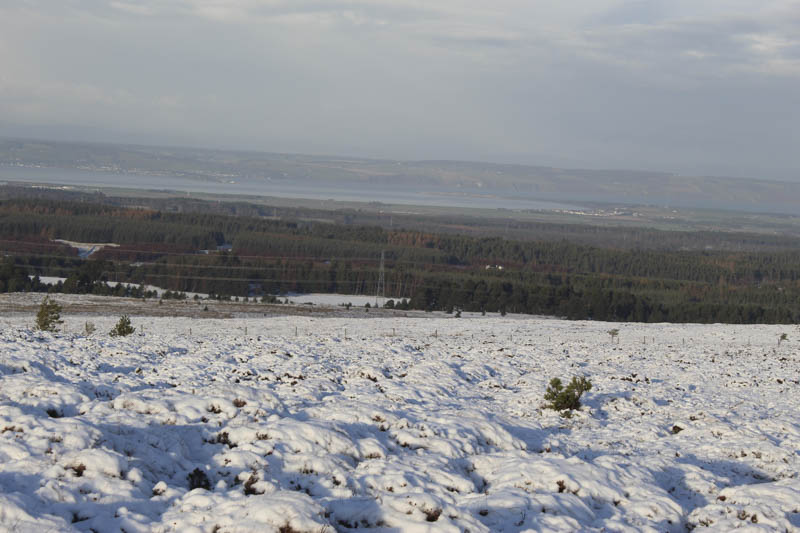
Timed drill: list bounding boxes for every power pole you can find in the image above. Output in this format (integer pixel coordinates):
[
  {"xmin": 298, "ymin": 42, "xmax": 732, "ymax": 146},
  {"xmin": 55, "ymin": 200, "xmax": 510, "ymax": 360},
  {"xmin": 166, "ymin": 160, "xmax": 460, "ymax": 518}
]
[{"xmin": 376, "ymin": 250, "xmax": 385, "ymax": 308}]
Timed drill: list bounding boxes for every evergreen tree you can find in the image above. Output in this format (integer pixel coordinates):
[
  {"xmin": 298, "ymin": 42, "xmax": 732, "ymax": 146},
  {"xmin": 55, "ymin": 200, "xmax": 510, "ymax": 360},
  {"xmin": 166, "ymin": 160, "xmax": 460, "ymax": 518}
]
[
  {"xmin": 35, "ymin": 296, "xmax": 63, "ymax": 332},
  {"xmin": 109, "ymin": 315, "xmax": 135, "ymax": 337}
]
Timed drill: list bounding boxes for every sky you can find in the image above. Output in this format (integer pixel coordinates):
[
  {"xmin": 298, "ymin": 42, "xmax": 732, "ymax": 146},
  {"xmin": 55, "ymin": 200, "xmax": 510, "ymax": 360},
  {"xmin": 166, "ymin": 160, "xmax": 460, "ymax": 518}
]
[{"xmin": 0, "ymin": 0, "xmax": 798, "ymax": 180}]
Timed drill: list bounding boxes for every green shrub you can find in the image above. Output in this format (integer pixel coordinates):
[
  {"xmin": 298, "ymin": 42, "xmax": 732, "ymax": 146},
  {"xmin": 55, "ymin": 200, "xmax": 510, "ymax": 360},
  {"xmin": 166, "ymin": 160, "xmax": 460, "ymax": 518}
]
[
  {"xmin": 544, "ymin": 376, "xmax": 592, "ymax": 412},
  {"xmin": 109, "ymin": 315, "xmax": 135, "ymax": 337},
  {"xmin": 35, "ymin": 296, "xmax": 63, "ymax": 332}
]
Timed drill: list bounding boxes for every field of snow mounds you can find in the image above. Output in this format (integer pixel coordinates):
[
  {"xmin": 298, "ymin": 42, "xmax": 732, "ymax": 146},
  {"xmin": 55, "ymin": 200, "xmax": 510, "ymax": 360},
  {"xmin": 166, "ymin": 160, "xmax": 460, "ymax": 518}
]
[{"xmin": 2, "ymin": 313, "xmax": 800, "ymax": 533}]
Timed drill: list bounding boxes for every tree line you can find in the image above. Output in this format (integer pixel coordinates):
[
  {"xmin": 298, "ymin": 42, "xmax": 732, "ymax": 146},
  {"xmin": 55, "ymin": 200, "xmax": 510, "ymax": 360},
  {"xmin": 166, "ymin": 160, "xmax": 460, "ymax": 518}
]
[{"xmin": 3, "ymin": 197, "xmax": 800, "ymax": 323}]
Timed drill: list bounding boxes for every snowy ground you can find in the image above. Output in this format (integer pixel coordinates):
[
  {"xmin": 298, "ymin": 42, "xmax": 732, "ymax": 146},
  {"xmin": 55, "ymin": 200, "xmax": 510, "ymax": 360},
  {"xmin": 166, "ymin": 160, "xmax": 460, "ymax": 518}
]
[
  {"xmin": 25, "ymin": 282, "xmax": 384, "ymax": 304},
  {"xmin": 1, "ymin": 305, "xmax": 800, "ymax": 532},
  {"xmin": 285, "ymin": 293, "xmax": 399, "ymax": 308},
  {"xmin": 28, "ymin": 277, "xmax": 206, "ymax": 299},
  {"xmin": 53, "ymin": 240, "xmax": 119, "ymax": 258}
]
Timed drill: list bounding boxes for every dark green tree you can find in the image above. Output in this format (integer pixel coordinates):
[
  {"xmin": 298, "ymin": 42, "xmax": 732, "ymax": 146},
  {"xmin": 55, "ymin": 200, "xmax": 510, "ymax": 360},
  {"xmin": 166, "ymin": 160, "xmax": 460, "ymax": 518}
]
[
  {"xmin": 544, "ymin": 376, "xmax": 592, "ymax": 411},
  {"xmin": 35, "ymin": 296, "xmax": 63, "ymax": 332},
  {"xmin": 109, "ymin": 315, "xmax": 135, "ymax": 337}
]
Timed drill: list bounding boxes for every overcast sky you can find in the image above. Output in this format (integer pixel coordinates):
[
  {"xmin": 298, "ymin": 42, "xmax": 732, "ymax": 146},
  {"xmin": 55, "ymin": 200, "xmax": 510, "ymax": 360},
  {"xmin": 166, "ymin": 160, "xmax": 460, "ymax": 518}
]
[{"xmin": 1, "ymin": 1, "xmax": 798, "ymax": 180}]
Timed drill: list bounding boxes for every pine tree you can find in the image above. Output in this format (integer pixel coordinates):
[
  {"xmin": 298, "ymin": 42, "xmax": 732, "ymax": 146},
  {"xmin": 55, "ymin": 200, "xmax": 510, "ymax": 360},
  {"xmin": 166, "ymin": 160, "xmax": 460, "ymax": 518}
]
[
  {"xmin": 544, "ymin": 376, "xmax": 592, "ymax": 411},
  {"xmin": 35, "ymin": 296, "xmax": 63, "ymax": 332},
  {"xmin": 109, "ymin": 315, "xmax": 135, "ymax": 337}
]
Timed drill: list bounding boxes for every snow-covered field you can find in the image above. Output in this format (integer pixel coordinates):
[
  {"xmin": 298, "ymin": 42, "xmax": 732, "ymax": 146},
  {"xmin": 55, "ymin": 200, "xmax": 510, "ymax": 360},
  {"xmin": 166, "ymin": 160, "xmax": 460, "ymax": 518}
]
[
  {"xmin": 1, "ymin": 308, "xmax": 800, "ymax": 532},
  {"xmin": 28, "ymin": 277, "xmax": 207, "ymax": 299},
  {"xmin": 285, "ymin": 293, "xmax": 397, "ymax": 307},
  {"xmin": 53, "ymin": 240, "xmax": 119, "ymax": 258}
]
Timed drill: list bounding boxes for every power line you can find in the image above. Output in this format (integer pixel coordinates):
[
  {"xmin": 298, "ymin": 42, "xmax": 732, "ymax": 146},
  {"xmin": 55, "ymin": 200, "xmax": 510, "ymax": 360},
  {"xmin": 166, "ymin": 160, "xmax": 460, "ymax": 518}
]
[
  {"xmin": 15, "ymin": 262, "xmax": 530, "ymax": 296},
  {"xmin": 0, "ymin": 239, "xmax": 461, "ymax": 267},
  {"xmin": 6, "ymin": 249, "xmax": 648, "ymax": 287},
  {"xmin": 376, "ymin": 250, "xmax": 385, "ymax": 307}
]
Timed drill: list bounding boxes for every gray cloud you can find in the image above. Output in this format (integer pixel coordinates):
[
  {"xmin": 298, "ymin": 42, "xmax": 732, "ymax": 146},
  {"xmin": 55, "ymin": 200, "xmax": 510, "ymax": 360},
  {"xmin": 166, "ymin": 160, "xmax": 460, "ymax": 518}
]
[{"xmin": 1, "ymin": 1, "xmax": 798, "ymax": 180}]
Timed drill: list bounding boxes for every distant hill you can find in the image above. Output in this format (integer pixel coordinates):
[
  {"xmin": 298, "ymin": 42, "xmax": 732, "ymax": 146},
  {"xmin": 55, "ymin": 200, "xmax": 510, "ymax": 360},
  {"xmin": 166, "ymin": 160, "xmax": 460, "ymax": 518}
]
[{"xmin": 1, "ymin": 137, "xmax": 798, "ymax": 214}]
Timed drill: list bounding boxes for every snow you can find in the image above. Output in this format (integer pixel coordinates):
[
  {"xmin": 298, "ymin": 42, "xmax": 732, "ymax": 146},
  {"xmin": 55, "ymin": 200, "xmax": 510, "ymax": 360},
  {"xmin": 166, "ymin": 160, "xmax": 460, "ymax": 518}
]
[
  {"xmin": 285, "ymin": 293, "xmax": 399, "ymax": 307},
  {"xmin": 24, "ymin": 282, "xmax": 394, "ymax": 308},
  {"xmin": 1, "ymin": 304, "xmax": 800, "ymax": 532},
  {"xmin": 27, "ymin": 277, "xmax": 207, "ymax": 299},
  {"xmin": 105, "ymin": 281, "xmax": 207, "ymax": 299},
  {"xmin": 53, "ymin": 240, "xmax": 119, "ymax": 258},
  {"xmin": 32, "ymin": 276, "xmax": 66, "ymax": 285}
]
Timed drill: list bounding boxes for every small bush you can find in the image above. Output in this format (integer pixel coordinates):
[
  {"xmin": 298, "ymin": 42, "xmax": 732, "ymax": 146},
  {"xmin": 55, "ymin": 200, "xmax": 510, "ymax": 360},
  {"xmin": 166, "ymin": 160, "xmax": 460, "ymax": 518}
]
[
  {"xmin": 35, "ymin": 296, "xmax": 63, "ymax": 332},
  {"xmin": 544, "ymin": 376, "xmax": 592, "ymax": 412},
  {"xmin": 243, "ymin": 472, "xmax": 264, "ymax": 495},
  {"xmin": 187, "ymin": 468, "xmax": 210, "ymax": 490},
  {"xmin": 84, "ymin": 321, "xmax": 96, "ymax": 335},
  {"xmin": 109, "ymin": 315, "xmax": 135, "ymax": 337}
]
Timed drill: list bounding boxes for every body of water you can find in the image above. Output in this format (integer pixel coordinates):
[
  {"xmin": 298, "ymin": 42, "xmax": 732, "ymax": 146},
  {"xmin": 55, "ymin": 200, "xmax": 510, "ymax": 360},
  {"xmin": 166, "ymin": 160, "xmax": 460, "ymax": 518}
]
[{"xmin": 0, "ymin": 165, "xmax": 581, "ymax": 211}]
